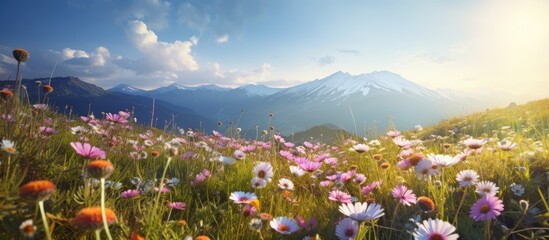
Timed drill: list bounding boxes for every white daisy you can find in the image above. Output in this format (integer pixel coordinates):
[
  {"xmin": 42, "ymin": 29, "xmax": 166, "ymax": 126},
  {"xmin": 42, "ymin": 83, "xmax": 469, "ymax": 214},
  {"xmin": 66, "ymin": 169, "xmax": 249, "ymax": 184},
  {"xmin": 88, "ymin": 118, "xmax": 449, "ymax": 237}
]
[
  {"xmin": 277, "ymin": 178, "xmax": 295, "ymax": 191},
  {"xmin": 290, "ymin": 165, "xmax": 306, "ymax": 177},
  {"xmin": 339, "ymin": 202, "xmax": 385, "ymax": 221},
  {"xmin": 0, "ymin": 139, "xmax": 18, "ymax": 155},
  {"xmin": 475, "ymin": 180, "xmax": 499, "ymax": 196},
  {"xmin": 455, "ymin": 170, "xmax": 479, "ymax": 187},
  {"xmin": 229, "ymin": 191, "xmax": 257, "ymax": 204},
  {"xmin": 253, "ymin": 162, "xmax": 274, "ymax": 182},
  {"xmin": 269, "ymin": 217, "xmax": 299, "ymax": 234},
  {"xmin": 413, "ymin": 218, "xmax": 459, "ymax": 240},
  {"xmin": 335, "ymin": 218, "xmax": 358, "ymax": 240}
]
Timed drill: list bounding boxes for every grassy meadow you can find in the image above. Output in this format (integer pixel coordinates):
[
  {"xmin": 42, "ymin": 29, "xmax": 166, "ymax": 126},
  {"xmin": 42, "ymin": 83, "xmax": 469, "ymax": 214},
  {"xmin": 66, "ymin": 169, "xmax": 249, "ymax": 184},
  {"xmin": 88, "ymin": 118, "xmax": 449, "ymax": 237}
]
[{"xmin": 1, "ymin": 84, "xmax": 549, "ymax": 239}]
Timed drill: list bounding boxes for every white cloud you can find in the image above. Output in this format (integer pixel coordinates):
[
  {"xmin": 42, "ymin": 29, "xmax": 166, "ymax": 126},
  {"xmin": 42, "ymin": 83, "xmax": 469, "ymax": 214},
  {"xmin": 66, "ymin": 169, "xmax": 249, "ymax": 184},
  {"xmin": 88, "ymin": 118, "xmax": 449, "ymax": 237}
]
[
  {"xmin": 124, "ymin": 20, "xmax": 198, "ymax": 77},
  {"xmin": 216, "ymin": 34, "xmax": 229, "ymax": 43},
  {"xmin": 411, "ymin": 50, "xmax": 454, "ymax": 64},
  {"xmin": 0, "ymin": 53, "xmax": 17, "ymax": 65},
  {"xmin": 178, "ymin": 0, "xmax": 265, "ymax": 41},
  {"xmin": 120, "ymin": 0, "xmax": 171, "ymax": 30}
]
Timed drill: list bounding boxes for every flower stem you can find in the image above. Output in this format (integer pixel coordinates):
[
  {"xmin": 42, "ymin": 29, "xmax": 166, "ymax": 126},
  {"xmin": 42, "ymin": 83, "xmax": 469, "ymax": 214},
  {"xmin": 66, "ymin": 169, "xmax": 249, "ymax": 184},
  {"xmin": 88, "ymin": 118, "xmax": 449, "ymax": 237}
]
[
  {"xmin": 388, "ymin": 204, "xmax": 400, "ymax": 239},
  {"xmin": 100, "ymin": 178, "xmax": 113, "ymax": 240},
  {"xmin": 38, "ymin": 200, "xmax": 52, "ymax": 240},
  {"xmin": 452, "ymin": 188, "xmax": 467, "ymax": 226},
  {"xmin": 4, "ymin": 156, "xmax": 11, "ymax": 183},
  {"xmin": 95, "ymin": 229, "xmax": 101, "ymax": 240},
  {"xmin": 147, "ymin": 157, "xmax": 172, "ymax": 236},
  {"xmin": 484, "ymin": 219, "xmax": 491, "ymax": 240}
]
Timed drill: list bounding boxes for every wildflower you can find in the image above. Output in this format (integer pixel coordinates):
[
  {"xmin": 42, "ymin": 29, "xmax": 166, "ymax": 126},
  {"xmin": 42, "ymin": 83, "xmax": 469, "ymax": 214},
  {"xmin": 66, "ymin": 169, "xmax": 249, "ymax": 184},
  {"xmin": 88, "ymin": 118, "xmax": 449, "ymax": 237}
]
[
  {"xmin": 290, "ymin": 166, "xmax": 306, "ymax": 178},
  {"xmin": 19, "ymin": 180, "xmax": 56, "ymax": 202},
  {"xmin": 251, "ymin": 177, "xmax": 267, "ymax": 188},
  {"xmin": 455, "ymin": 170, "xmax": 479, "ymax": 187},
  {"xmin": 13, "ymin": 48, "xmax": 29, "ymax": 62},
  {"xmin": 335, "ymin": 218, "xmax": 359, "ymax": 240},
  {"xmin": 72, "ymin": 207, "xmax": 116, "ymax": 230},
  {"xmin": 1, "ymin": 139, "xmax": 18, "ymax": 155},
  {"xmin": 242, "ymin": 204, "xmax": 257, "ymax": 217},
  {"xmin": 386, "ymin": 130, "xmax": 401, "ymax": 138},
  {"xmin": 427, "ymin": 154, "xmax": 459, "ymax": 168},
  {"xmin": 416, "ymin": 196, "xmax": 436, "ymax": 212},
  {"xmin": 329, "ymin": 190, "xmax": 352, "ymax": 203},
  {"xmin": 19, "ymin": 219, "xmax": 37, "ymax": 238},
  {"xmin": 415, "ymin": 159, "xmax": 438, "ymax": 180},
  {"xmin": 350, "ymin": 143, "xmax": 370, "ymax": 153},
  {"xmin": 233, "ymin": 150, "xmax": 246, "ymax": 160},
  {"xmin": 194, "ymin": 236, "xmax": 210, "ymax": 240},
  {"xmin": 253, "ymin": 162, "xmax": 274, "ymax": 182},
  {"xmin": 498, "ymin": 141, "xmax": 517, "ymax": 151},
  {"xmin": 70, "ymin": 142, "xmax": 106, "ymax": 159},
  {"xmin": 249, "ymin": 199, "xmax": 260, "ymax": 211},
  {"xmin": 249, "ymin": 218, "xmax": 263, "ymax": 230},
  {"xmin": 392, "ymin": 185, "xmax": 417, "ymax": 206},
  {"xmin": 393, "ymin": 136, "xmax": 412, "ymax": 148},
  {"xmin": 0, "ymin": 88, "xmax": 14, "ymax": 98},
  {"xmin": 230, "ymin": 191, "xmax": 257, "ymax": 204},
  {"xmin": 269, "ymin": 217, "xmax": 300, "ymax": 234},
  {"xmin": 361, "ymin": 181, "xmax": 381, "ymax": 195},
  {"xmin": 260, "ymin": 213, "xmax": 273, "ymax": 221},
  {"xmin": 339, "ymin": 202, "xmax": 385, "ymax": 221},
  {"xmin": 510, "ymin": 183, "xmax": 525, "ymax": 196},
  {"xmin": 42, "ymin": 85, "xmax": 54, "ymax": 93},
  {"xmin": 475, "ymin": 181, "xmax": 499, "ymax": 196},
  {"xmin": 372, "ymin": 154, "xmax": 383, "ymax": 160},
  {"xmin": 380, "ymin": 162, "xmax": 390, "ymax": 169},
  {"xmin": 463, "ymin": 138, "xmax": 487, "ymax": 149},
  {"xmin": 299, "ymin": 161, "xmax": 322, "ymax": 172},
  {"xmin": 278, "ymin": 178, "xmax": 295, "ymax": 191},
  {"xmin": 354, "ymin": 174, "xmax": 366, "ymax": 185},
  {"xmin": 407, "ymin": 153, "xmax": 425, "ymax": 166},
  {"xmin": 131, "ymin": 232, "xmax": 145, "ymax": 240},
  {"xmin": 413, "ymin": 218, "xmax": 459, "ymax": 240},
  {"xmin": 470, "ymin": 195, "xmax": 504, "ymax": 221},
  {"xmin": 217, "ymin": 155, "xmax": 236, "ymax": 165},
  {"xmin": 106, "ymin": 111, "xmax": 129, "ymax": 123},
  {"xmin": 85, "ymin": 160, "xmax": 114, "ymax": 179},
  {"xmin": 71, "ymin": 126, "xmax": 88, "ymax": 135},
  {"xmin": 168, "ymin": 202, "xmax": 186, "ymax": 210},
  {"xmin": 121, "ymin": 189, "xmax": 140, "ymax": 199},
  {"xmin": 39, "ymin": 126, "xmax": 57, "ymax": 135}
]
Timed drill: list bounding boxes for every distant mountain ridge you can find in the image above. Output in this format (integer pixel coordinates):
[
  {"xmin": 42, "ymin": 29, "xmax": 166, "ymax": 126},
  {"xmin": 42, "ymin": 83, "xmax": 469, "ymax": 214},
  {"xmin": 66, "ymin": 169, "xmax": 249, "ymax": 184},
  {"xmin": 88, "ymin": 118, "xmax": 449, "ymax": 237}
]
[
  {"xmin": 4, "ymin": 71, "xmax": 517, "ymax": 137},
  {"xmin": 1, "ymin": 77, "xmax": 216, "ymax": 130}
]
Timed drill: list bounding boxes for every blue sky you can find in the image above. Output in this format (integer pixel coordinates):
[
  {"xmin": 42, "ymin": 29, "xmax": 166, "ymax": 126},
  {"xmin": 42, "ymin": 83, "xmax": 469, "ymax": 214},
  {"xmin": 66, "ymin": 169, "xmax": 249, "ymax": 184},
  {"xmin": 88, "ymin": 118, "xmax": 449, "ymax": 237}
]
[{"xmin": 0, "ymin": 0, "xmax": 547, "ymax": 98}]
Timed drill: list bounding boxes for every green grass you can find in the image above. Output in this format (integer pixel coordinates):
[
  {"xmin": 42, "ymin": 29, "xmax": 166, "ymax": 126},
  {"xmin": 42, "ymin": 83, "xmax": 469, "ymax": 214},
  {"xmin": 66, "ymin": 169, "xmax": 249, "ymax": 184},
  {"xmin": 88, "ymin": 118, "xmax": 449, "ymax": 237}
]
[{"xmin": 1, "ymin": 95, "xmax": 549, "ymax": 239}]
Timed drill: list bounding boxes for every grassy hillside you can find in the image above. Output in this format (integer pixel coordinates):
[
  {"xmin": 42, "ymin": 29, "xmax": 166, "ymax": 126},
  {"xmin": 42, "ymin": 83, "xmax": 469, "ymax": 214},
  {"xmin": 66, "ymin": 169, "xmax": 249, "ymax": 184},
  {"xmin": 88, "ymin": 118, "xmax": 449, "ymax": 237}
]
[{"xmin": 1, "ymin": 89, "xmax": 549, "ymax": 239}]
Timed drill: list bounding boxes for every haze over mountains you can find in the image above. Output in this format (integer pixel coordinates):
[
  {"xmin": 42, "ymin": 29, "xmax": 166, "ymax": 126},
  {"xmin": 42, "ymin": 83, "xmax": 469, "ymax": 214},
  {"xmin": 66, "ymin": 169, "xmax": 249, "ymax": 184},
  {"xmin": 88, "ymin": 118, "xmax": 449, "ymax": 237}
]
[{"xmin": 3, "ymin": 71, "xmax": 518, "ymax": 137}]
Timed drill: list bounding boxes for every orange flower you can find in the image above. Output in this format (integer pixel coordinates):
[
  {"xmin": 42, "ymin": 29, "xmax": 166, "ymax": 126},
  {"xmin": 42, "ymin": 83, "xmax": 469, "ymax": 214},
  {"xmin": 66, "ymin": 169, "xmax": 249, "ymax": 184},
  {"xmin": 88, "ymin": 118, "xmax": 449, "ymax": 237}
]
[
  {"xmin": 380, "ymin": 162, "xmax": 390, "ymax": 169},
  {"xmin": 12, "ymin": 48, "xmax": 29, "ymax": 62},
  {"xmin": 349, "ymin": 165, "xmax": 358, "ymax": 170},
  {"xmin": 408, "ymin": 153, "xmax": 424, "ymax": 166},
  {"xmin": 43, "ymin": 85, "xmax": 53, "ymax": 93},
  {"xmin": 73, "ymin": 207, "xmax": 116, "ymax": 230},
  {"xmin": 249, "ymin": 199, "xmax": 260, "ymax": 211},
  {"xmin": 177, "ymin": 220, "xmax": 187, "ymax": 226},
  {"xmin": 151, "ymin": 150, "xmax": 160, "ymax": 157},
  {"xmin": 85, "ymin": 160, "xmax": 114, "ymax": 179},
  {"xmin": 195, "ymin": 236, "xmax": 210, "ymax": 240},
  {"xmin": 130, "ymin": 232, "xmax": 145, "ymax": 240},
  {"xmin": 417, "ymin": 196, "xmax": 436, "ymax": 212},
  {"xmin": 366, "ymin": 197, "xmax": 376, "ymax": 204},
  {"xmin": 259, "ymin": 212, "xmax": 272, "ymax": 221},
  {"xmin": 372, "ymin": 154, "xmax": 383, "ymax": 161},
  {"xmin": 0, "ymin": 88, "xmax": 14, "ymax": 98},
  {"xmin": 19, "ymin": 180, "xmax": 56, "ymax": 202},
  {"xmin": 443, "ymin": 143, "xmax": 452, "ymax": 149}
]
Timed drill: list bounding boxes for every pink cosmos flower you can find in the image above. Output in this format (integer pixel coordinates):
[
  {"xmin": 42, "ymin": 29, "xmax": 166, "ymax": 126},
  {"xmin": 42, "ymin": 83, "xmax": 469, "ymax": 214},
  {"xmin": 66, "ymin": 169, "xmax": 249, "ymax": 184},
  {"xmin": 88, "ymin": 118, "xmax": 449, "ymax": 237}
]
[
  {"xmin": 70, "ymin": 142, "xmax": 106, "ymax": 159},
  {"xmin": 361, "ymin": 181, "xmax": 381, "ymax": 195},
  {"xmin": 168, "ymin": 202, "xmax": 186, "ymax": 210},
  {"xmin": 299, "ymin": 161, "xmax": 322, "ymax": 172},
  {"xmin": 470, "ymin": 195, "xmax": 504, "ymax": 221},
  {"xmin": 106, "ymin": 112, "xmax": 129, "ymax": 123},
  {"xmin": 329, "ymin": 190, "xmax": 352, "ymax": 203},
  {"xmin": 392, "ymin": 185, "xmax": 417, "ymax": 206},
  {"xmin": 121, "ymin": 189, "xmax": 140, "ymax": 199}
]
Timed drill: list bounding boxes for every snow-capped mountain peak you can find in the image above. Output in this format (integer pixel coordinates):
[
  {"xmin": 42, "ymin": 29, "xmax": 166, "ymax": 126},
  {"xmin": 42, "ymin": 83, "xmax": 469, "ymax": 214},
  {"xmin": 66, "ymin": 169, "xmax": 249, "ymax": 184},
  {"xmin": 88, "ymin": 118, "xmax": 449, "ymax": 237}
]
[
  {"xmin": 236, "ymin": 84, "xmax": 281, "ymax": 96},
  {"xmin": 109, "ymin": 84, "xmax": 146, "ymax": 95},
  {"xmin": 280, "ymin": 70, "xmax": 444, "ymax": 101}
]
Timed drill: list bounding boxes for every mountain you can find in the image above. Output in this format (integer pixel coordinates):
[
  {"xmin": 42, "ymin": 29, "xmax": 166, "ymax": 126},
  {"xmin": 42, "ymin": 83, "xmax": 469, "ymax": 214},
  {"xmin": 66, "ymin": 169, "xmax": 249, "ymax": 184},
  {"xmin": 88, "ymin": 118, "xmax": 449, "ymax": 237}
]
[
  {"xmin": 109, "ymin": 84, "xmax": 147, "ymax": 95},
  {"xmin": 224, "ymin": 71, "xmax": 458, "ymax": 135},
  {"xmin": 287, "ymin": 124, "xmax": 354, "ymax": 144},
  {"xmin": 236, "ymin": 84, "xmax": 281, "ymax": 96},
  {"xmin": 1, "ymin": 77, "xmax": 216, "ymax": 130}
]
